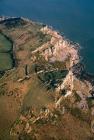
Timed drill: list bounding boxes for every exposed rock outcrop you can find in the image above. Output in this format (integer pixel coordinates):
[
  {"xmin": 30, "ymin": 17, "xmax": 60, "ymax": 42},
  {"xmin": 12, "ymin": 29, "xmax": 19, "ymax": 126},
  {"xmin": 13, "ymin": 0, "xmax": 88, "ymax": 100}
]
[{"xmin": 40, "ymin": 26, "xmax": 79, "ymax": 67}]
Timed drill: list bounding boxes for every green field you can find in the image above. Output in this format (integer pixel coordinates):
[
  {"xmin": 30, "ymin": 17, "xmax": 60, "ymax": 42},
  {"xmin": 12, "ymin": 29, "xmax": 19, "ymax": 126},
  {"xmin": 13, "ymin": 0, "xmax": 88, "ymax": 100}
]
[
  {"xmin": 0, "ymin": 33, "xmax": 13, "ymax": 71},
  {"xmin": 0, "ymin": 53, "xmax": 13, "ymax": 71},
  {"xmin": 0, "ymin": 33, "xmax": 12, "ymax": 52}
]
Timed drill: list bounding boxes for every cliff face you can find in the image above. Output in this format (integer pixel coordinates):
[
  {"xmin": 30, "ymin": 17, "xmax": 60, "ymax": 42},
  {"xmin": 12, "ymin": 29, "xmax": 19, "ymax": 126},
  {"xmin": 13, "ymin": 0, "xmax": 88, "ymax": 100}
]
[
  {"xmin": 57, "ymin": 70, "xmax": 90, "ymax": 96},
  {"xmin": 56, "ymin": 70, "xmax": 92, "ymax": 108},
  {"xmin": 31, "ymin": 25, "xmax": 93, "ymax": 109},
  {"xmin": 0, "ymin": 17, "xmax": 94, "ymax": 140},
  {"xmin": 40, "ymin": 26, "xmax": 79, "ymax": 67}
]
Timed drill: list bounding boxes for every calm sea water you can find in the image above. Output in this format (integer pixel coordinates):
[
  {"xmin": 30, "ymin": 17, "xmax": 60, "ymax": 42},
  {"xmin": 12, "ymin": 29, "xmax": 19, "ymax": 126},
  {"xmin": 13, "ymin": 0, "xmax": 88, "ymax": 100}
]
[{"xmin": 0, "ymin": 0, "xmax": 94, "ymax": 73}]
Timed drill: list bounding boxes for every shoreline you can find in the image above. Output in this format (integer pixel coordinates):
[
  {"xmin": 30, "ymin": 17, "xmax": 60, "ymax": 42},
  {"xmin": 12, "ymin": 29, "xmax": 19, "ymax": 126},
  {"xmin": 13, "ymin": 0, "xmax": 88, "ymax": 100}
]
[{"xmin": 0, "ymin": 16, "xmax": 93, "ymax": 79}]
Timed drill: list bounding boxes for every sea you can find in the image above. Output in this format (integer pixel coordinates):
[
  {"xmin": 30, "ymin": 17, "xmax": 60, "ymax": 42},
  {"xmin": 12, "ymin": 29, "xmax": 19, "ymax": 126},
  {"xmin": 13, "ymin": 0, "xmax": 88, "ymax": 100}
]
[{"xmin": 0, "ymin": 0, "xmax": 94, "ymax": 73}]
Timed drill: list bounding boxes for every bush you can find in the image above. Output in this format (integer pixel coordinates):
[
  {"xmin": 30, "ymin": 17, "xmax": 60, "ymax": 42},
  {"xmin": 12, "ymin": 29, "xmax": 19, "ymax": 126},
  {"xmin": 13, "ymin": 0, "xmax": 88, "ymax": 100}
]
[
  {"xmin": 74, "ymin": 91, "xmax": 81, "ymax": 102},
  {"xmin": 70, "ymin": 107, "xmax": 90, "ymax": 122},
  {"xmin": 87, "ymin": 98, "xmax": 93, "ymax": 108}
]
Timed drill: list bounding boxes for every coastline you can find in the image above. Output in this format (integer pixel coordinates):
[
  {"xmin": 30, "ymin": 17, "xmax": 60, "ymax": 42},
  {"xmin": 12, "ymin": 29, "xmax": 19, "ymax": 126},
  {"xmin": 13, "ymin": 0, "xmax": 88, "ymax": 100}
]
[
  {"xmin": 0, "ymin": 16, "xmax": 92, "ymax": 77},
  {"xmin": 0, "ymin": 16, "xmax": 93, "ymax": 75}
]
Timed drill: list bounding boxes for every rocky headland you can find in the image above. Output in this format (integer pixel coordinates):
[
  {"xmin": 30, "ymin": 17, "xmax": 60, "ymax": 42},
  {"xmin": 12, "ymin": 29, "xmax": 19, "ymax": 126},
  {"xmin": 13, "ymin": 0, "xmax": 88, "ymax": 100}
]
[{"xmin": 0, "ymin": 16, "xmax": 94, "ymax": 140}]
